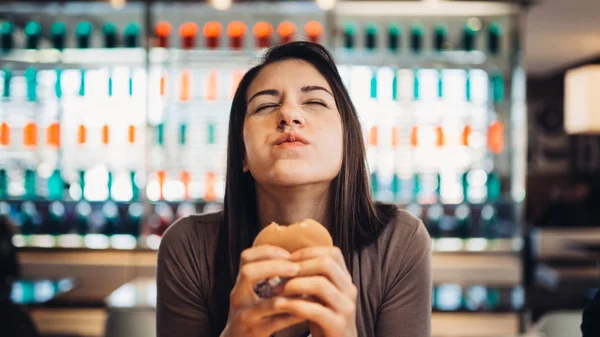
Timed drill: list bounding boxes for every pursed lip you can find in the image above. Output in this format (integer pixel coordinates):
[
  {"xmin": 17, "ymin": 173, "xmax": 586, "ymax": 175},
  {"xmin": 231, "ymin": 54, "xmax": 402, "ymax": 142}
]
[{"xmin": 273, "ymin": 132, "xmax": 310, "ymax": 146}]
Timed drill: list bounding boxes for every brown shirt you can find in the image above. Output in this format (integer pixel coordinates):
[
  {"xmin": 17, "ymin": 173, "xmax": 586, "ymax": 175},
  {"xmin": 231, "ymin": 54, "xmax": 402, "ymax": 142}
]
[{"xmin": 157, "ymin": 209, "xmax": 432, "ymax": 337}]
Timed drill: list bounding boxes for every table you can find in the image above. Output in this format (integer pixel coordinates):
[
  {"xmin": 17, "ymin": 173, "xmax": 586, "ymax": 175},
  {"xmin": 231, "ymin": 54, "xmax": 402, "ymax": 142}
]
[{"xmin": 104, "ymin": 277, "xmax": 156, "ymax": 337}]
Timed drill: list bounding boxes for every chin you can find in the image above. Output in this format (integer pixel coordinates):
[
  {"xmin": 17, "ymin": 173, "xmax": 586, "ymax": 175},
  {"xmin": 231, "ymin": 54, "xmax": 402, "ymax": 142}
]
[{"xmin": 260, "ymin": 160, "xmax": 335, "ymax": 187}]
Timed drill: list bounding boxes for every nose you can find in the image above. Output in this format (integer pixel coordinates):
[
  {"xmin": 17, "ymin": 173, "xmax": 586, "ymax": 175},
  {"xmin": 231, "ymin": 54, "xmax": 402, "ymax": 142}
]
[{"xmin": 277, "ymin": 101, "xmax": 305, "ymax": 129}]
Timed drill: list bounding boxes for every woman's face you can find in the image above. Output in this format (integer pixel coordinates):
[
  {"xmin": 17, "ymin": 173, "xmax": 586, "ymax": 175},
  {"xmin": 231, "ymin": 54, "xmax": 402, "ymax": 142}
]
[{"xmin": 243, "ymin": 59, "xmax": 343, "ymax": 188}]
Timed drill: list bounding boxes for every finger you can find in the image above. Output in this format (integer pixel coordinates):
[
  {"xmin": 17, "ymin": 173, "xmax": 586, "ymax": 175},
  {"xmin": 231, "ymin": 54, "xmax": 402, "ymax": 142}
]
[
  {"xmin": 276, "ymin": 298, "xmax": 344, "ymax": 337},
  {"xmin": 237, "ymin": 260, "xmax": 300, "ymax": 288},
  {"xmin": 238, "ymin": 297, "xmax": 298, "ymax": 322},
  {"xmin": 295, "ymin": 256, "xmax": 355, "ymax": 296},
  {"xmin": 258, "ymin": 314, "xmax": 306, "ymax": 336},
  {"xmin": 280, "ymin": 276, "xmax": 352, "ymax": 313},
  {"xmin": 290, "ymin": 246, "xmax": 345, "ymax": 270},
  {"xmin": 241, "ymin": 245, "xmax": 291, "ymax": 266}
]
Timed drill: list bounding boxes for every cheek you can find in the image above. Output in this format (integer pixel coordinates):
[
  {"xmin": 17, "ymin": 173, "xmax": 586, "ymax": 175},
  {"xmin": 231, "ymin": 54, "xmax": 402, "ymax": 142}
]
[
  {"xmin": 319, "ymin": 115, "xmax": 344, "ymax": 165},
  {"xmin": 242, "ymin": 120, "xmax": 264, "ymax": 166}
]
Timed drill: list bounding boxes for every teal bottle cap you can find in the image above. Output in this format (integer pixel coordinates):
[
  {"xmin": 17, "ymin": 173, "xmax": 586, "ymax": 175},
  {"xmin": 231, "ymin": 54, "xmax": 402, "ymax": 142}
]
[
  {"xmin": 76, "ymin": 21, "xmax": 93, "ymax": 49},
  {"xmin": 0, "ymin": 21, "xmax": 14, "ymax": 35},
  {"xmin": 343, "ymin": 22, "xmax": 357, "ymax": 35},
  {"xmin": 102, "ymin": 22, "xmax": 118, "ymax": 48},
  {"xmin": 25, "ymin": 21, "xmax": 42, "ymax": 36},
  {"xmin": 123, "ymin": 22, "xmax": 140, "ymax": 48},
  {"xmin": 0, "ymin": 21, "xmax": 15, "ymax": 51},
  {"xmin": 388, "ymin": 23, "xmax": 401, "ymax": 36},
  {"xmin": 25, "ymin": 21, "xmax": 42, "ymax": 49},
  {"xmin": 76, "ymin": 21, "xmax": 93, "ymax": 37},
  {"xmin": 50, "ymin": 21, "xmax": 67, "ymax": 50}
]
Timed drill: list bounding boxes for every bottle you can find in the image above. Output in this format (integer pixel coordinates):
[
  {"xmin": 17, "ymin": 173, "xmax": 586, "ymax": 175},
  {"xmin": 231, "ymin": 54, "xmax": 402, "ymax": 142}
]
[
  {"xmin": 373, "ymin": 67, "xmax": 396, "ymax": 202},
  {"xmin": 425, "ymin": 204, "xmax": 443, "ymax": 239},
  {"xmin": 479, "ymin": 204, "xmax": 498, "ymax": 239},
  {"xmin": 73, "ymin": 200, "xmax": 92, "ymax": 236},
  {"xmin": 24, "ymin": 21, "xmax": 42, "ymax": 50},
  {"xmin": 388, "ymin": 24, "xmax": 401, "ymax": 53},
  {"xmin": 435, "ymin": 284, "xmax": 462, "ymax": 311},
  {"xmin": 19, "ymin": 201, "xmax": 41, "ymax": 236},
  {"xmin": 0, "ymin": 21, "xmax": 14, "ymax": 52},
  {"xmin": 124, "ymin": 202, "xmax": 144, "ymax": 238}
]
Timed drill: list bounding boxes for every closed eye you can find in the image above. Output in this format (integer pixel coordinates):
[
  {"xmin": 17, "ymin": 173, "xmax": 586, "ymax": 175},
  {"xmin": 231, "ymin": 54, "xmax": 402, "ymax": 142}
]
[
  {"xmin": 305, "ymin": 100, "xmax": 328, "ymax": 107},
  {"xmin": 255, "ymin": 104, "xmax": 279, "ymax": 113}
]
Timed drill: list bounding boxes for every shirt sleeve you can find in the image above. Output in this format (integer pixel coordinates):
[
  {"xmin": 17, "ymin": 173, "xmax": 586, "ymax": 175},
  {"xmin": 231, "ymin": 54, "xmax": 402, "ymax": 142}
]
[
  {"xmin": 156, "ymin": 217, "xmax": 211, "ymax": 337},
  {"xmin": 376, "ymin": 220, "xmax": 432, "ymax": 337}
]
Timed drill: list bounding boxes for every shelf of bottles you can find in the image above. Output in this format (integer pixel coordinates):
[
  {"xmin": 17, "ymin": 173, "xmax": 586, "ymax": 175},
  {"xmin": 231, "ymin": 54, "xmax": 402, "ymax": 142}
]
[{"xmin": 0, "ymin": 2, "xmax": 526, "ymax": 256}]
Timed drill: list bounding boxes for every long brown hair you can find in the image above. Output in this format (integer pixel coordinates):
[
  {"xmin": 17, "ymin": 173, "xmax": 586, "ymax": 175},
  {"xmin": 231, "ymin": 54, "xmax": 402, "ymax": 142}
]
[{"xmin": 210, "ymin": 41, "xmax": 397, "ymax": 336}]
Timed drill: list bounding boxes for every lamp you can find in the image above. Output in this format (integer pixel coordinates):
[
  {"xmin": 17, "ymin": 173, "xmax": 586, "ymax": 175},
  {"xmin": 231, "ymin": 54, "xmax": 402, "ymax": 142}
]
[{"xmin": 564, "ymin": 64, "xmax": 600, "ymax": 134}]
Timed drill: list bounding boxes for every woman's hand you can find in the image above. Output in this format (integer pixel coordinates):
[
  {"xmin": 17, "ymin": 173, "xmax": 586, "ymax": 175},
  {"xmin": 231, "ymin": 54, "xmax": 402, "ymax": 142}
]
[
  {"xmin": 221, "ymin": 245, "xmax": 305, "ymax": 337},
  {"xmin": 278, "ymin": 246, "xmax": 358, "ymax": 337}
]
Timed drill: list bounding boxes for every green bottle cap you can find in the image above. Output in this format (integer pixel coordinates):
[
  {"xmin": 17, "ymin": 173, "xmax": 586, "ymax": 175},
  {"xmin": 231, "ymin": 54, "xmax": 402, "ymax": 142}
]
[
  {"xmin": 2, "ymin": 67, "xmax": 12, "ymax": 98},
  {"xmin": 123, "ymin": 22, "xmax": 140, "ymax": 48},
  {"xmin": 388, "ymin": 24, "xmax": 401, "ymax": 36},
  {"xmin": 48, "ymin": 169, "xmax": 64, "ymax": 200},
  {"xmin": 0, "ymin": 21, "xmax": 14, "ymax": 52},
  {"xmin": 75, "ymin": 21, "xmax": 93, "ymax": 49},
  {"xmin": 102, "ymin": 22, "xmax": 118, "ymax": 48},
  {"xmin": 24, "ymin": 21, "xmax": 42, "ymax": 49},
  {"xmin": 25, "ymin": 67, "xmax": 38, "ymax": 102},
  {"xmin": 50, "ymin": 22, "xmax": 67, "ymax": 50},
  {"xmin": 0, "ymin": 21, "xmax": 14, "ymax": 34}
]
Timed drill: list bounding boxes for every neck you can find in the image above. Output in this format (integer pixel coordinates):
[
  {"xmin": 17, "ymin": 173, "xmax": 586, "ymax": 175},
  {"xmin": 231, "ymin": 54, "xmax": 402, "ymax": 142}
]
[{"xmin": 256, "ymin": 182, "xmax": 330, "ymax": 230}]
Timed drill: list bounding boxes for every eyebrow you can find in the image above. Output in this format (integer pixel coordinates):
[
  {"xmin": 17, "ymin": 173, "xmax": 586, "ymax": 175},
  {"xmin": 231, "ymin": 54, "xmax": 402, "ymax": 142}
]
[
  {"xmin": 301, "ymin": 85, "xmax": 333, "ymax": 97},
  {"xmin": 247, "ymin": 85, "xmax": 333, "ymax": 104}
]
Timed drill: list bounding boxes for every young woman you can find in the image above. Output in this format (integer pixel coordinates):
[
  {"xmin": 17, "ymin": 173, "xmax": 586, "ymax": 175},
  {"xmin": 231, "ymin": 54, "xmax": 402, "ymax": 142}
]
[{"xmin": 157, "ymin": 41, "xmax": 431, "ymax": 337}]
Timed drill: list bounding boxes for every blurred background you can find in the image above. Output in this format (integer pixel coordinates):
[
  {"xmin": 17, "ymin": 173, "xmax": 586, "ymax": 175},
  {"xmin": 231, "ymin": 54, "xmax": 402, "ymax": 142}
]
[{"xmin": 0, "ymin": 0, "xmax": 598, "ymax": 336}]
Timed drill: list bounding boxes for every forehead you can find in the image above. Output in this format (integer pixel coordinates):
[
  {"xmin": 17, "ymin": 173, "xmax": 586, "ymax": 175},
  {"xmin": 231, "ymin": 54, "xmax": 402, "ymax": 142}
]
[{"xmin": 247, "ymin": 59, "xmax": 331, "ymax": 98}]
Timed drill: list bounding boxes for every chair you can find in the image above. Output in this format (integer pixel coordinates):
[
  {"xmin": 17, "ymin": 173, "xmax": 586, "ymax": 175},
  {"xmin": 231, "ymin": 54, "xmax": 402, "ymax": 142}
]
[{"xmin": 527, "ymin": 310, "xmax": 583, "ymax": 337}]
